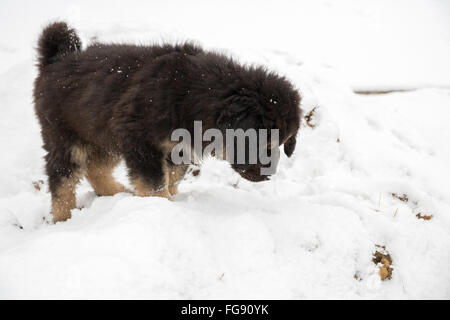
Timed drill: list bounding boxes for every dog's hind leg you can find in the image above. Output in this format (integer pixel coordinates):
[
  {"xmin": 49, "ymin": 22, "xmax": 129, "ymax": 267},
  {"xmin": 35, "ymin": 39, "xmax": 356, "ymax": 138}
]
[
  {"xmin": 51, "ymin": 175, "xmax": 80, "ymax": 223},
  {"xmin": 86, "ymin": 151, "xmax": 126, "ymax": 196},
  {"xmin": 167, "ymin": 162, "xmax": 188, "ymax": 196},
  {"xmin": 46, "ymin": 144, "xmax": 86, "ymax": 223}
]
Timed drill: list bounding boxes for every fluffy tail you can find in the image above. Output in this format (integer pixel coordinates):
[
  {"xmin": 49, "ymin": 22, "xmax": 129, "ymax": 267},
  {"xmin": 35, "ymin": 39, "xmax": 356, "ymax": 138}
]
[{"xmin": 37, "ymin": 21, "xmax": 81, "ymax": 70}]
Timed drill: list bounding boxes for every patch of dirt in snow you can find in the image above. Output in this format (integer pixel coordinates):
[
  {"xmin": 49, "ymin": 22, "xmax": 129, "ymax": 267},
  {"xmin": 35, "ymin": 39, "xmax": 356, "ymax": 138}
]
[{"xmin": 373, "ymin": 245, "xmax": 393, "ymax": 281}]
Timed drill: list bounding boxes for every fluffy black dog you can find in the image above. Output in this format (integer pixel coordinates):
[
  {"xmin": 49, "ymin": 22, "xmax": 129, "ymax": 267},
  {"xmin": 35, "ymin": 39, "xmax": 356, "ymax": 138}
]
[{"xmin": 34, "ymin": 22, "xmax": 302, "ymax": 222}]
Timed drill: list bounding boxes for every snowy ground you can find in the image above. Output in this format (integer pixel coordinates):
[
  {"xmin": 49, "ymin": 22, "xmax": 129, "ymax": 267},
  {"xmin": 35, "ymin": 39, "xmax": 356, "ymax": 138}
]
[{"xmin": 0, "ymin": 0, "xmax": 449, "ymax": 299}]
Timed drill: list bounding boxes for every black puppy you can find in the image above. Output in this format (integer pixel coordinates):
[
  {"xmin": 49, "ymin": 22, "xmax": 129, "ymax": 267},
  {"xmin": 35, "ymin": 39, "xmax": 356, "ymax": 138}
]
[{"xmin": 33, "ymin": 22, "xmax": 302, "ymax": 222}]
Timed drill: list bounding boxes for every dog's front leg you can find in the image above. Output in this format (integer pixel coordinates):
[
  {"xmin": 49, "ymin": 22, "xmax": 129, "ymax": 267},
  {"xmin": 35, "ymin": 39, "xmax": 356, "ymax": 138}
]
[
  {"xmin": 124, "ymin": 144, "xmax": 170, "ymax": 199},
  {"xmin": 167, "ymin": 163, "xmax": 188, "ymax": 196}
]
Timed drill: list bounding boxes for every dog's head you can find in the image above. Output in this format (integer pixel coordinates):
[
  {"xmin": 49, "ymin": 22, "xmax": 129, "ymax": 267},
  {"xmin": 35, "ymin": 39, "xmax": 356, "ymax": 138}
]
[{"xmin": 216, "ymin": 68, "xmax": 301, "ymax": 181}]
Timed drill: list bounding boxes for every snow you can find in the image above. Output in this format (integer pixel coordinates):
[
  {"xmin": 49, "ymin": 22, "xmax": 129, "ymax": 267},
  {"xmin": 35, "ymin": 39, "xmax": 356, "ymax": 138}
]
[{"xmin": 0, "ymin": 0, "xmax": 449, "ymax": 299}]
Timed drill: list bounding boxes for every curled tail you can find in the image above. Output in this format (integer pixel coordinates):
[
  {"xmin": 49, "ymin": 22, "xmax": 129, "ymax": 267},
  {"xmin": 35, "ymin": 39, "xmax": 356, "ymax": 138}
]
[{"xmin": 37, "ymin": 21, "xmax": 81, "ymax": 70}]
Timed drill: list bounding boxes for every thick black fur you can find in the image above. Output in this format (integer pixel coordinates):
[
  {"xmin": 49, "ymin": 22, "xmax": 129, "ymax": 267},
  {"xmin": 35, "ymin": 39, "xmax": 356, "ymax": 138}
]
[{"xmin": 34, "ymin": 21, "xmax": 302, "ymax": 200}]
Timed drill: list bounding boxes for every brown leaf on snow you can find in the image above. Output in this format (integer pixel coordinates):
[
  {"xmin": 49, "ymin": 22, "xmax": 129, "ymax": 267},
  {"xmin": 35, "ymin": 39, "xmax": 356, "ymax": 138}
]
[
  {"xmin": 391, "ymin": 193, "xmax": 408, "ymax": 202},
  {"xmin": 416, "ymin": 212, "xmax": 433, "ymax": 221},
  {"xmin": 32, "ymin": 180, "xmax": 44, "ymax": 191}
]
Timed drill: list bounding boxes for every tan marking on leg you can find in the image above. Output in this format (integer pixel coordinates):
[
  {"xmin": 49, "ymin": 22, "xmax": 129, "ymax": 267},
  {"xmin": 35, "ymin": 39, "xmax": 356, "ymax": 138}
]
[
  {"xmin": 168, "ymin": 165, "xmax": 187, "ymax": 196},
  {"xmin": 168, "ymin": 183, "xmax": 178, "ymax": 197},
  {"xmin": 86, "ymin": 156, "xmax": 127, "ymax": 196},
  {"xmin": 52, "ymin": 175, "xmax": 79, "ymax": 223},
  {"xmin": 131, "ymin": 177, "xmax": 170, "ymax": 198},
  {"xmin": 160, "ymin": 139, "xmax": 177, "ymax": 153},
  {"xmin": 70, "ymin": 144, "xmax": 90, "ymax": 169},
  {"xmin": 130, "ymin": 161, "xmax": 170, "ymax": 199}
]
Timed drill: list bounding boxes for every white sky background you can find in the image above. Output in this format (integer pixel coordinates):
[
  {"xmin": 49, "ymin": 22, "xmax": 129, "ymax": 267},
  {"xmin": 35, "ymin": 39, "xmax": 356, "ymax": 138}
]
[{"xmin": 0, "ymin": 0, "xmax": 449, "ymax": 90}]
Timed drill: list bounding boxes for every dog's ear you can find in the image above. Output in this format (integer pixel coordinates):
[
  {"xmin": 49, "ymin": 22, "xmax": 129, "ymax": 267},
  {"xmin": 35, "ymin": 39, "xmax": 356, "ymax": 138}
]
[{"xmin": 283, "ymin": 135, "xmax": 296, "ymax": 157}]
